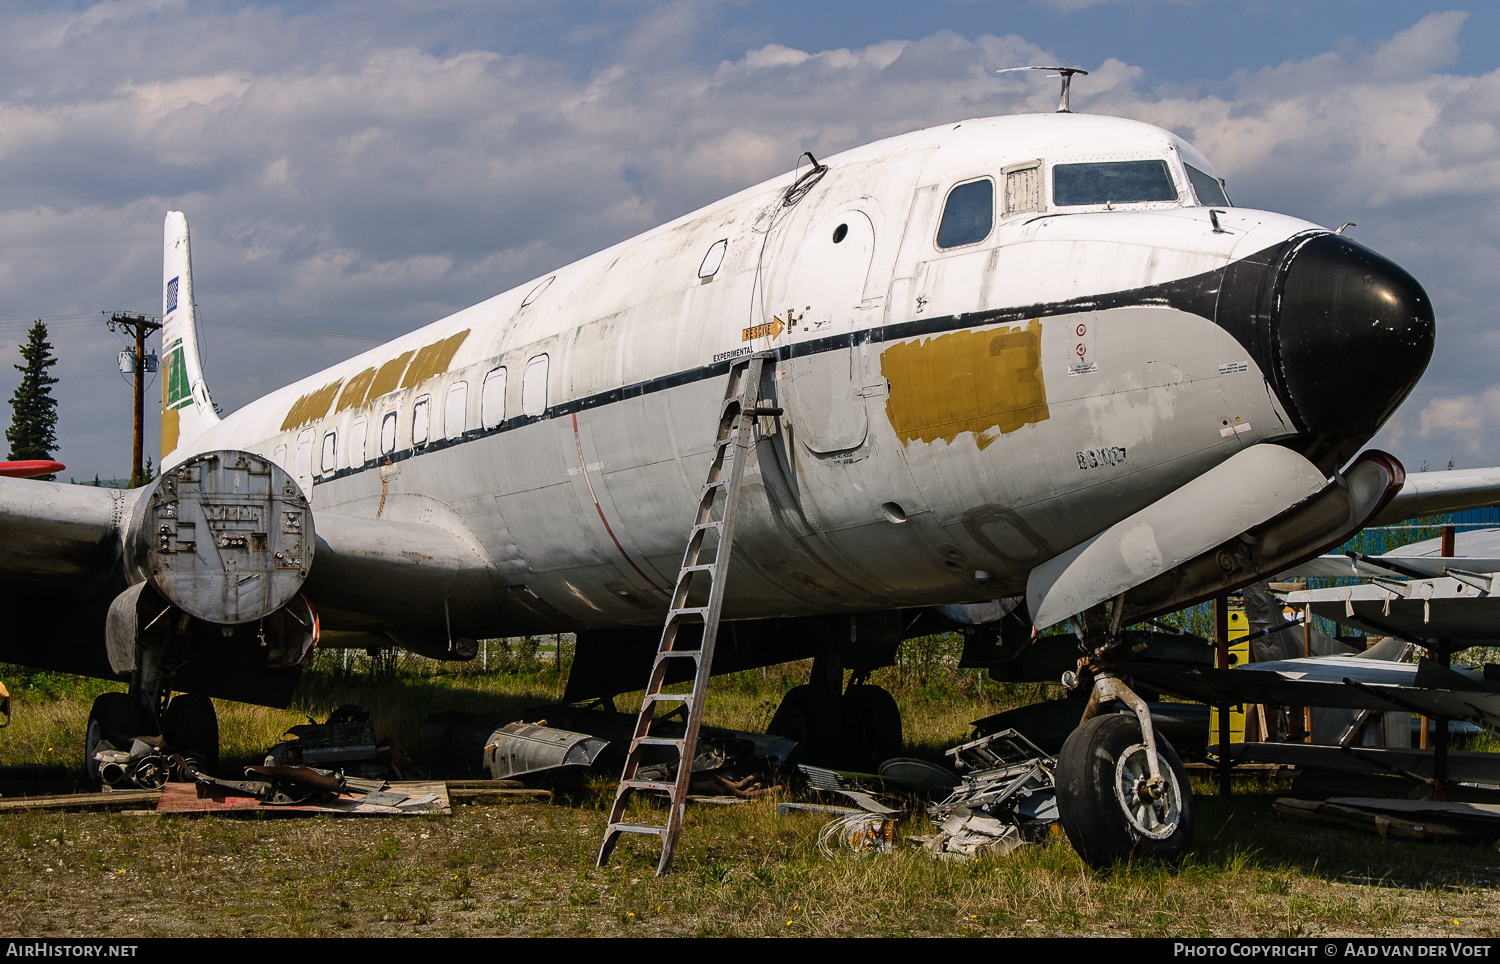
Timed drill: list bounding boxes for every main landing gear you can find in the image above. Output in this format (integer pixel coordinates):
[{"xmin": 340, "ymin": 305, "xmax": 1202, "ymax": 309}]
[
  {"xmin": 85, "ymin": 690, "xmax": 219, "ymax": 791},
  {"xmin": 767, "ymin": 648, "xmax": 902, "ymax": 770}
]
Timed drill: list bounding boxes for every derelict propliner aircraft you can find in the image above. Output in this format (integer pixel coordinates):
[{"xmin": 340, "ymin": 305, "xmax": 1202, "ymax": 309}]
[{"xmin": 1, "ymin": 78, "xmax": 1493, "ymax": 864}]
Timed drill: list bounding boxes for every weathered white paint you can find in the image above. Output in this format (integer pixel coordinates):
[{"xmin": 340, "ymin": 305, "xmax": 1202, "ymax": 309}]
[{"xmin": 162, "ymin": 111, "xmax": 1325, "ymax": 638}]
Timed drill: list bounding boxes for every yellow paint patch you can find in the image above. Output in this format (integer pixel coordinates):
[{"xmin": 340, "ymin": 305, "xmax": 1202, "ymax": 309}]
[
  {"xmin": 400, "ymin": 329, "xmax": 471, "ymax": 389},
  {"xmin": 161, "ymin": 407, "xmax": 179, "ymax": 459},
  {"xmin": 881, "ymin": 319, "xmax": 1049, "ymax": 450},
  {"xmin": 335, "ymin": 367, "xmax": 377, "ymax": 413},
  {"xmin": 366, "ymin": 351, "xmax": 415, "ymax": 402},
  {"xmin": 279, "ymin": 380, "xmax": 342, "ymax": 432}
]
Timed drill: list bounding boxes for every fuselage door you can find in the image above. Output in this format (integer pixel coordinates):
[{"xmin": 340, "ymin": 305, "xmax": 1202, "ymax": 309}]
[{"xmin": 772, "ymin": 210, "xmax": 878, "ymax": 454}]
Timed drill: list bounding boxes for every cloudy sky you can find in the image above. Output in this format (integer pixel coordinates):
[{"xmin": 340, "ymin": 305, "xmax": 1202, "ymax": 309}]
[{"xmin": 3, "ymin": 0, "xmax": 1499, "ymax": 481}]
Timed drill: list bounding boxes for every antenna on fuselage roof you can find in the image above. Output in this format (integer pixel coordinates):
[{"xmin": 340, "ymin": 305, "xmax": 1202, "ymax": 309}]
[{"xmin": 996, "ymin": 65, "xmax": 1090, "ymax": 113}]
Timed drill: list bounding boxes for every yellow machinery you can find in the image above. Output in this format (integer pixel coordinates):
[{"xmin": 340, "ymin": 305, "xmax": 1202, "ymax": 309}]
[{"xmin": 1208, "ymin": 607, "xmax": 1249, "ymax": 743}]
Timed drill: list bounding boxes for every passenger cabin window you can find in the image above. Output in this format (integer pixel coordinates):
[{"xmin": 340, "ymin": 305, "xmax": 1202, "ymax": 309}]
[
  {"xmin": 1186, "ymin": 164, "xmax": 1230, "ymax": 207},
  {"xmin": 294, "ymin": 430, "xmax": 314, "ymax": 480},
  {"xmin": 522, "ymin": 354, "xmax": 548, "ymax": 417},
  {"xmin": 1003, "ymin": 161, "xmax": 1044, "ymax": 216},
  {"xmin": 412, "ymin": 396, "xmax": 431, "ymax": 447},
  {"xmin": 320, "ymin": 431, "xmax": 337, "ymax": 474},
  {"xmin": 1053, "ymin": 160, "xmax": 1177, "ymax": 207},
  {"xmin": 936, "ymin": 178, "xmax": 994, "ymax": 249},
  {"xmin": 380, "ymin": 412, "xmax": 397, "ymax": 456},
  {"xmin": 350, "ymin": 417, "xmax": 367, "ymax": 466},
  {"xmin": 482, "ymin": 367, "xmax": 507, "ymax": 429},
  {"xmin": 444, "ymin": 382, "xmax": 467, "ymax": 440}
]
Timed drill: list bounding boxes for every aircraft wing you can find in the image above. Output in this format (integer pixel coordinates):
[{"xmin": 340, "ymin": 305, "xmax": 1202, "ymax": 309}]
[
  {"xmin": 1368, "ymin": 466, "xmax": 1500, "ymax": 525},
  {"xmin": 1282, "ymin": 578, "xmax": 1500, "ymax": 643},
  {"xmin": 0, "ymin": 476, "xmax": 134, "ymax": 589},
  {"xmin": 1130, "ymin": 655, "xmax": 1500, "ymax": 731},
  {"xmin": 1227, "ymin": 743, "xmax": 1500, "ymax": 786},
  {"xmin": 0, "ymin": 452, "xmax": 512, "ymax": 701}
]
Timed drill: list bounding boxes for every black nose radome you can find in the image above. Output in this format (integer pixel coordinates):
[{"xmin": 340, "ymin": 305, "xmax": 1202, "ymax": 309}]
[
  {"xmin": 1212, "ymin": 231, "xmax": 1435, "ymax": 470},
  {"xmin": 1274, "ymin": 233, "xmax": 1434, "ymax": 438}
]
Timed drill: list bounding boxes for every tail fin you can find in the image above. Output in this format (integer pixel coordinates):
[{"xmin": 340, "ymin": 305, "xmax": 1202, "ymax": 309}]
[{"xmin": 161, "ymin": 211, "xmax": 220, "ymax": 463}]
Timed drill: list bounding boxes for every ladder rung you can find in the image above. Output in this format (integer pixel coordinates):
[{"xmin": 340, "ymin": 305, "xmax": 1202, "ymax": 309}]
[
  {"xmin": 644, "ymin": 691, "xmax": 692, "ymax": 703},
  {"xmin": 654, "ymin": 649, "xmax": 701, "ymax": 660},
  {"xmin": 622, "ymin": 780, "xmax": 676, "ymax": 793},
  {"xmin": 635, "ymin": 735, "xmax": 685, "ymax": 747},
  {"xmin": 609, "ymin": 822, "xmax": 668, "ymax": 837},
  {"xmin": 678, "ymin": 564, "xmax": 717, "ymax": 576},
  {"xmin": 666, "ymin": 607, "xmax": 708, "ymax": 621},
  {"xmin": 691, "ymin": 521, "xmax": 722, "ymax": 534}
]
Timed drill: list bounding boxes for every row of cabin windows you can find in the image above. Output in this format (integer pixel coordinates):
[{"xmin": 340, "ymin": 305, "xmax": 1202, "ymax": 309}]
[
  {"xmin": 289, "ymin": 353, "xmax": 551, "ymax": 477},
  {"xmin": 936, "ymin": 159, "xmax": 1231, "ymax": 250}
]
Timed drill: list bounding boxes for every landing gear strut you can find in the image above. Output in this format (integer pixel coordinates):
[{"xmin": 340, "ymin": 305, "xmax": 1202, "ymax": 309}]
[
  {"xmin": 84, "ymin": 690, "xmax": 220, "ymax": 791},
  {"xmin": 1053, "ymin": 601, "xmax": 1195, "ymax": 868},
  {"xmin": 767, "ymin": 647, "xmax": 902, "ymax": 769}
]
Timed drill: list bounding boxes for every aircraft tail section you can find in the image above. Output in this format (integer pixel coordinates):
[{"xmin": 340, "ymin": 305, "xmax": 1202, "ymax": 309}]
[{"xmin": 161, "ymin": 211, "xmax": 220, "ymax": 464}]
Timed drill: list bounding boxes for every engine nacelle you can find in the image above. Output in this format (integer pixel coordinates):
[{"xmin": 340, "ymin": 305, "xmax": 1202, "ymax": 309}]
[{"xmin": 134, "ymin": 450, "xmax": 313, "ymax": 624}]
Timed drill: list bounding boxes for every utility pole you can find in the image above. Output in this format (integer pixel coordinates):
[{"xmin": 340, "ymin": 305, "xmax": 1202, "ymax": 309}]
[{"xmin": 106, "ymin": 312, "xmax": 162, "ymax": 486}]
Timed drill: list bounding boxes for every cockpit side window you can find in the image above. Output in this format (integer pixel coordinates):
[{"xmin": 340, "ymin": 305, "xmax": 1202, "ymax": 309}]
[
  {"xmin": 1053, "ymin": 160, "xmax": 1177, "ymax": 206},
  {"xmin": 936, "ymin": 178, "xmax": 994, "ymax": 249},
  {"xmin": 1186, "ymin": 164, "xmax": 1230, "ymax": 207}
]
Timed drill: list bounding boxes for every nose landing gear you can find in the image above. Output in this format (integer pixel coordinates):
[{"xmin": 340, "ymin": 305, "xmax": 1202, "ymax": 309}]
[{"xmin": 1053, "ymin": 602, "xmax": 1195, "ymax": 868}]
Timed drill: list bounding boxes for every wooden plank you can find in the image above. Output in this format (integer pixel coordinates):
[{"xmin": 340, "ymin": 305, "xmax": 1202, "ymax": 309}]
[
  {"xmin": 0, "ymin": 790, "xmax": 162, "ymax": 812},
  {"xmin": 447, "ymin": 787, "xmax": 550, "ymax": 803},
  {"xmin": 156, "ymin": 779, "xmax": 452, "ymax": 815}
]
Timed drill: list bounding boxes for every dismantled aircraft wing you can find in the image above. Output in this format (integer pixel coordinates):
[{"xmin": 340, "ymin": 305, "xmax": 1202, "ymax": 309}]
[
  {"xmin": 1133, "ymin": 654, "xmax": 1500, "ymax": 732},
  {"xmin": 1368, "ymin": 467, "xmax": 1500, "ymax": 526},
  {"xmin": 1277, "ymin": 527, "xmax": 1500, "ymax": 640}
]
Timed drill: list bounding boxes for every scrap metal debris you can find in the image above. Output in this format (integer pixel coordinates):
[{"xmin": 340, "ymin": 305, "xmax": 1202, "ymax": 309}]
[
  {"xmin": 167, "ymin": 754, "xmax": 445, "ymax": 814},
  {"xmin": 266, "ymin": 704, "xmax": 420, "ymax": 781},
  {"xmin": 93, "ymin": 736, "xmax": 176, "ymax": 791},
  {"xmin": 792, "ymin": 730, "xmax": 1059, "ymax": 860},
  {"xmin": 916, "ymin": 729, "xmax": 1060, "ymax": 859},
  {"xmin": 422, "ymin": 701, "xmax": 793, "ymax": 796}
]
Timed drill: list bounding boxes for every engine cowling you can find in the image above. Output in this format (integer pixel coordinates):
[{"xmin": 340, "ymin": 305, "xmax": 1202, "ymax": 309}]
[{"xmin": 134, "ymin": 450, "xmax": 313, "ymax": 624}]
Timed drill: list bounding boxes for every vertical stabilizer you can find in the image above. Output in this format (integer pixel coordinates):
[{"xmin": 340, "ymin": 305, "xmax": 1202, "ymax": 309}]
[{"xmin": 161, "ymin": 211, "xmax": 220, "ymax": 463}]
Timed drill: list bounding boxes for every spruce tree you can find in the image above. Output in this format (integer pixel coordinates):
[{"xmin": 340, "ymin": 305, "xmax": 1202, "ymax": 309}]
[{"xmin": 6, "ymin": 320, "xmax": 59, "ymax": 479}]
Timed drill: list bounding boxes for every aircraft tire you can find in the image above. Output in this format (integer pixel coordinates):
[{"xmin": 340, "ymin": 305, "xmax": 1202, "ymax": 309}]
[
  {"xmin": 841, "ymin": 685, "xmax": 902, "ymax": 769},
  {"xmin": 162, "ymin": 694, "xmax": 220, "ymax": 775},
  {"xmin": 1055, "ymin": 713, "xmax": 1194, "ymax": 869},
  {"xmin": 84, "ymin": 693, "xmax": 145, "ymax": 791},
  {"xmin": 768, "ymin": 684, "xmax": 843, "ymax": 767}
]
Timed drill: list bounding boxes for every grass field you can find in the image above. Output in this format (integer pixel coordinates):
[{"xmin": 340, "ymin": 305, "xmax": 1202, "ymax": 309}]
[{"xmin": 0, "ymin": 638, "xmax": 1496, "ymax": 938}]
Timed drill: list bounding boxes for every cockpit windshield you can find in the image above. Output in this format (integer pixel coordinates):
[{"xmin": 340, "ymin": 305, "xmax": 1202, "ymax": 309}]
[
  {"xmin": 1185, "ymin": 164, "xmax": 1231, "ymax": 207},
  {"xmin": 1053, "ymin": 160, "xmax": 1177, "ymax": 207}
]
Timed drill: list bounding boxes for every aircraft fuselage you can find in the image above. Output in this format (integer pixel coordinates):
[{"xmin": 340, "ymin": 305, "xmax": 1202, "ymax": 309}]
[{"xmin": 172, "ymin": 112, "xmax": 1433, "ymax": 644}]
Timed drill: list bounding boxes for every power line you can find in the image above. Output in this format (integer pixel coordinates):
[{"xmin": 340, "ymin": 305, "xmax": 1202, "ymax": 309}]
[{"xmin": 0, "ymin": 312, "xmax": 385, "ymax": 342}]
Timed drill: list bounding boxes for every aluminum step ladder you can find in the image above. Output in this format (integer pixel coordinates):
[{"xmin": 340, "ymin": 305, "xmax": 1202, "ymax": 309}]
[{"xmin": 596, "ymin": 351, "xmax": 777, "ymax": 875}]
